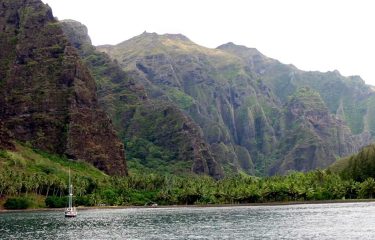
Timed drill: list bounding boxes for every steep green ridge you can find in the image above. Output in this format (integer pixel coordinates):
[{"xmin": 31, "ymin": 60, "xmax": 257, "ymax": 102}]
[
  {"xmin": 0, "ymin": 0, "xmax": 126, "ymax": 175},
  {"xmin": 59, "ymin": 20, "xmax": 223, "ymax": 179},
  {"xmin": 98, "ymin": 33, "xmax": 372, "ymax": 175},
  {"xmin": 99, "ymin": 32, "xmax": 278, "ymax": 175},
  {"xmin": 270, "ymin": 87, "xmax": 362, "ymax": 174}
]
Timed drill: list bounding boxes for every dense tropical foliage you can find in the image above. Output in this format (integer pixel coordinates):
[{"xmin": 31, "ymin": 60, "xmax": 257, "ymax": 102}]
[
  {"xmin": 2, "ymin": 144, "xmax": 375, "ymax": 209},
  {"xmin": 330, "ymin": 144, "xmax": 375, "ymax": 182},
  {"xmin": 2, "ymin": 167, "xmax": 375, "ymax": 209}
]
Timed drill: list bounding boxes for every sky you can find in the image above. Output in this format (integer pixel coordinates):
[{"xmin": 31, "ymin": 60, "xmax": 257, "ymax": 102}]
[{"xmin": 41, "ymin": 0, "xmax": 375, "ymax": 85}]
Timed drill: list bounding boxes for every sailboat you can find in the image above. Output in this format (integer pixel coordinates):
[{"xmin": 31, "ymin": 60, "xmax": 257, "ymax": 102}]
[{"xmin": 64, "ymin": 169, "xmax": 77, "ymax": 218}]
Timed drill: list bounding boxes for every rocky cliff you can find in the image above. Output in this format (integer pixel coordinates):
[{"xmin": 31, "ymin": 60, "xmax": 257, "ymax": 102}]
[
  {"xmin": 60, "ymin": 20, "xmax": 223, "ymax": 178},
  {"xmin": 269, "ymin": 88, "xmax": 371, "ymax": 174},
  {"xmin": 0, "ymin": 0, "xmax": 127, "ymax": 175},
  {"xmin": 98, "ymin": 33, "xmax": 373, "ymax": 175}
]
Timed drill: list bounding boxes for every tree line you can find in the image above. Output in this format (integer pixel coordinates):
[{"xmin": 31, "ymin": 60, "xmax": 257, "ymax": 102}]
[{"xmin": 2, "ymin": 167, "xmax": 375, "ymax": 209}]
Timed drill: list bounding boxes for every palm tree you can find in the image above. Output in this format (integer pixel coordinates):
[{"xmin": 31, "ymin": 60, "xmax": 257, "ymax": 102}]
[{"xmin": 359, "ymin": 178, "xmax": 375, "ymax": 198}]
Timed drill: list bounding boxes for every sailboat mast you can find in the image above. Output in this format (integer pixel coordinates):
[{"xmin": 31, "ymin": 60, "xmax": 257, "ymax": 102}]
[
  {"xmin": 64, "ymin": 168, "xmax": 77, "ymax": 217},
  {"xmin": 68, "ymin": 169, "xmax": 72, "ymax": 209}
]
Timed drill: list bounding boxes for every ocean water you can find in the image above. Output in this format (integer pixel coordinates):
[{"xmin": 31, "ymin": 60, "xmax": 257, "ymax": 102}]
[{"xmin": 1, "ymin": 202, "xmax": 375, "ymax": 239}]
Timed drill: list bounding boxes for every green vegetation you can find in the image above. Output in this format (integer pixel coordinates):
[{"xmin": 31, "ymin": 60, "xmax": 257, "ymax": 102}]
[
  {"xmin": 330, "ymin": 144, "xmax": 375, "ymax": 182},
  {"xmin": 342, "ymin": 99, "xmax": 367, "ymax": 134},
  {"xmin": 4, "ymin": 197, "xmax": 32, "ymax": 210},
  {"xmin": 2, "ymin": 144, "xmax": 375, "ymax": 210},
  {"xmin": 288, "ymin": 87, "xmax": 327, "ymax": 111},
  {"xmin": 125, "ymin": 136, "xmax": 192, "ymax": 175},
  {"xmin": 166, "ymin": 88, "xmax": 195, "ymax": 110},
  {"xmin": 0, "ymin": 144, "xmax": 108, "ymax": 209},
  {"xmin": 60, "ymin": 21, "xmax": 375, "ymax": 177},
  {"xmin": 45, "ymin": 196, "xmax": 67, "ymax": 208}
]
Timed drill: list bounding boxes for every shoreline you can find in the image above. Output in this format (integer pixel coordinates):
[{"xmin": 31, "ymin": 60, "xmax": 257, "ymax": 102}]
[{"xmin": 2, "ymin": 199, "xmax": 375, "ymax": 213}]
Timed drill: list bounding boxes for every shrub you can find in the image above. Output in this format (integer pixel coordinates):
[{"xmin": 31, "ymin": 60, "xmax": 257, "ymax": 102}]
[
  {"xmin": 75, "ymin": 195, "xmax": 94, "ymax": 206},
  {"xmin": 4, "ymin": 197, "xmax": 32, "ymax": 209},
  {"xmin": 0, "ymin": 150, "xmax": 10, "ymax": 159},
  {"xmin": 45, "ymin": 196, "xmax": 67, "ymax": 208}
]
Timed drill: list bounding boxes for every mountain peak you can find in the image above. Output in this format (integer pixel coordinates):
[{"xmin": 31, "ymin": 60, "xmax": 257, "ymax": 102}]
[
  {"xmin": 163, "ymin": 33, "xmax": 191, "ymax": 42},
  {"xmin": 104, "ymin": 31, "xmax": 206, "ymax": 58},
  {"xmin": 138, "ymin": 31, "xmax": 192, "ymax": 42},
  {"xmin": 60, "ymin": 19, "xmax": 92, "ymax": 47},
  {"xmin": 217, "ymin": 42, "xmax": 262, "ymax": 56},
  {"xmin": 140, "ymin": 31, "xmax": 158, "ymax": 37}
]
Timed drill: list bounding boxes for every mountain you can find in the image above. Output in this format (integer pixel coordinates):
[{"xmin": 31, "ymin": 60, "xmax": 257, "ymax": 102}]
[
  {"xmin": 98, "ymin": 32, "xmax": 277, "ymax": 175},
  {"xmin": 59, "ymin": 20, "xmax": 223, "ymax": 179},
  {"xmin": 98, "ymin": 32, "xmax": 374, "ymax": 175},
  {"xmin": 0, "ymin": 0, "xmax": 126, "ymax": 175},
  {"xmin": 2, "ymin": 0, "xmax": 370, "ymax": 177}
]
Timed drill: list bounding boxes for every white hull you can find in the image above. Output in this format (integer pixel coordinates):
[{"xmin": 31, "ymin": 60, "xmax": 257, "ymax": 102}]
[{"xmin": 65, "ymin": 207, "xmax": 77, "ymax": 218}]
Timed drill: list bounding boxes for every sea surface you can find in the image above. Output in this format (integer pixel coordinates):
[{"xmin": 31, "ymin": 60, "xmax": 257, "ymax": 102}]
[{"xmin": 1, "ymin": 202, "xmax": 375, "ymax": 239}]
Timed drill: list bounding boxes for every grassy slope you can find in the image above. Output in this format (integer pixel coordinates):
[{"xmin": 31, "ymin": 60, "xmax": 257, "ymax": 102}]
[
  {"xmin": 0, "ymin": 144, "xmax": 107, "ymax": 179},
  {"xmin": 0, "ymin": 143, "xmax": 109, "ymax": 209}
]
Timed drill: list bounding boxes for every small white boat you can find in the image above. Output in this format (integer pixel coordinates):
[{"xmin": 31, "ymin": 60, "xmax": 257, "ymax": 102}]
[{"xmin": 64, "ymin": 169, "xmax": 77, "ymax": 218}]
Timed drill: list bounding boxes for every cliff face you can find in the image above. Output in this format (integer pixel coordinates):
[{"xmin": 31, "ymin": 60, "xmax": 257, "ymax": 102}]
[
  {"xmin": 98, "ymin": 33, "xmax": 373, "ymax": 175},
  {"xmin": 0, "ymin": 0, "xmax": 127, "ymax": 175},
  {"xmin": 269, "ymin": 88, "xmax": 371, "ymax": 174},
  {"xmin": 60, "ymin": 20, "xmax": 223, "ymax": 178}
]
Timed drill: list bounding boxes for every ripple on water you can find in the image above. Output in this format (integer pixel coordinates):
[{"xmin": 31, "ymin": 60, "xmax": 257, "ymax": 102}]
[{"xmin": 1, "ymin": 202, "xmax": 375, "ymax": 239}]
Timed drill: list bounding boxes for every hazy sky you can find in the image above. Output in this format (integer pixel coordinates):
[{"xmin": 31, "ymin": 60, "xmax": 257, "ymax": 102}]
[{"xmin": 41, "ymin": 0, "xmax": 375, "ymax": 85}]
